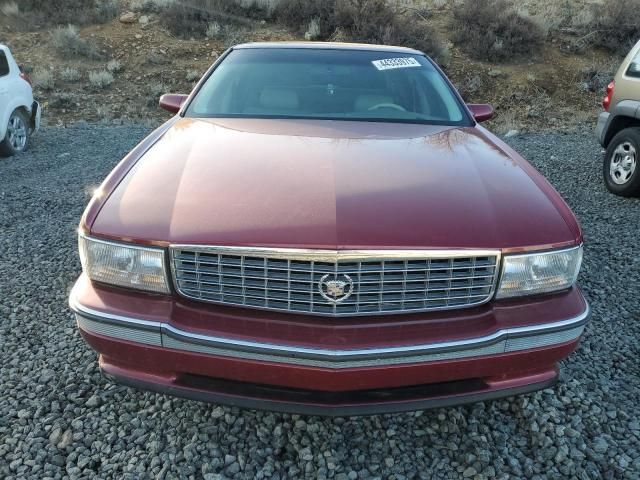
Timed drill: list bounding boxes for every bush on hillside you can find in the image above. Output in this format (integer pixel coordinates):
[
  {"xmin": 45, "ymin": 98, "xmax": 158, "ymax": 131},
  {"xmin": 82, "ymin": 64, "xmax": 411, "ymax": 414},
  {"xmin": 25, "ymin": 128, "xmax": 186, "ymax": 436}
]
[
  {"xmin": 274, "ymin": 0, "xmax": 444, "ymax": 61},
  {"xmin": 159, "ymin": 0, "xmax": 255, "ymax": 38},
  {"xmin": 50, "ymin": 25, "xmax": 102, "ymax": 59},
  {"xmin": 581, "ymin": 0, "xmax": 640, "ymax": 55},
  {"xmin": 12, "ymin": 0, "xmax": 117, "ymax": 28},
  {"xmin": 272, "ymin": 0, "xmax": 336, "ymax": 38},
  {"xmin": 451, "ymin": 0, "xmax": 544, "ymax": 62}
]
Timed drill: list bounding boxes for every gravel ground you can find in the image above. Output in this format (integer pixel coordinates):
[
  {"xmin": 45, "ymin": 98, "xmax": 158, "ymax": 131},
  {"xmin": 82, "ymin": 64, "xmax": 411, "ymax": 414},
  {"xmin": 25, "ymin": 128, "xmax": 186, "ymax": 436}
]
[{"xmin": 1, "ymin": 125, "xmax": 639, "ymax": 479}]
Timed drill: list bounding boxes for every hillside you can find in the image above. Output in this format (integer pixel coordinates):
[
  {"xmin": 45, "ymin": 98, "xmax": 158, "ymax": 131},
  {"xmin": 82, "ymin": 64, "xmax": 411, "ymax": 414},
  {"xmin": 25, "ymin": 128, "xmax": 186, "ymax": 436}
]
[{"xmin": 0, "ymin": 0, "xmax": 633, "ymax": 133}]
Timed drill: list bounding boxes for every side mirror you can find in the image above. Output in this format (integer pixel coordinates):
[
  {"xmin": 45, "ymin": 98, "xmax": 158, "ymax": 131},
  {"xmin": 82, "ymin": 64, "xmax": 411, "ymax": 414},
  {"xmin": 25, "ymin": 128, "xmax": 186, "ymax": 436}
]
[
  {"xmin": 159, "ymin": 94, "xmax": 188, "ymax": 114},
  {"xmin": 467, "ymin": 103, "xmax": 494, "ymax": 123}
]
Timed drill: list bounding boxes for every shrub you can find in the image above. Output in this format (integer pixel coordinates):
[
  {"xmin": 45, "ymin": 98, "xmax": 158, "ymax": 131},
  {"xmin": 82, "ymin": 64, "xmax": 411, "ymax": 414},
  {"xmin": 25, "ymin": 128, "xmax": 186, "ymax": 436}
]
[
  {"xmin": 581, "ymin": 62, "xmax": 618, "ymax": 93},
  {"xmin": 205, "ymin": 21, "xmax": 223, "ymax": 39},
  {"xmin": 273, "ymin": 0, "xmax": 336, "ymax": 38},
  {"xmin": 107, "ymin": 59, "xmax": 123, "ymax": 73},
  {"xmin": 50, "ymin": 25, "xmax": 101, "ymax": 59},
  {"xmin": 146, "ymin": 49, "xmax": 170, "ymax": 65},
  {"xmin": 32, "ymin": 69, "xmax": 55, "ymax": 90},
  {"xmin": 273, "ymin": 0, "xmax": 444, "ymax": 60},
  {"xmin": 15, "ymin": 0, "xmax": 118, "ymax": 27},
  {"xmin": 451, "ymin": 0, "xmax": 544, "ymax": 62},
  {"xmin": 89, "ymin": 70, "xmax": 114, "ymax": 89},
  {"xmin": 304, "ymin": 17, "xmax": 321, "ymax": 40},
  {"xmin": 0, "ymin": 1, "xmax": 19, "ymax": 16},
  {"xmin": 222, "ymin": 29, "xmax": 251, "ymax": 49},
  {"xmin": 580, "ymin": 0, "xmax": 640, "ymax": 55},
  {"xmin": 232, "ymin": 0, "xmax": 280, "ymax": 17},
  {"xmin": 161, "ymin": 1, "xmax": 214, "ymax": 38},
  {"xmin": 157, "ymin": 1, "xmax": 252, "ymax": 38},
  {"xmin": 95, "ymin": 0, "xmax": 118, "ymax": 20},
  {"xmin": 147, "ymin": 82, "xmax": 167, "ymax": 107},
  {"xmin": 130, "ymin": 0, "xmax": 174, "ymax": 13},
  {"xmin": 49, "ymin": 93, "xmax": 75, "ymax": 109},
  {"xmin": 186, "ymin": 69, "xmax": 200, "ymax": 81},
  {"xmin": 60, "ymin": 67, "xmax": 81, "ymax": 82},
  {"xmin": 338, "ymin": 0, "xmax": 444, "ymax": 60}
]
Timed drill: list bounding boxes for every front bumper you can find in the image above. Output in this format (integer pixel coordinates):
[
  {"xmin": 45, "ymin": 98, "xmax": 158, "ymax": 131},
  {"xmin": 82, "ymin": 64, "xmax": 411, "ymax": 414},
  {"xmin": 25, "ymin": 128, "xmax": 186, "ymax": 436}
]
[{"xmin": 70, "ymin": 277, "xmax": 589, "ymax": 415}]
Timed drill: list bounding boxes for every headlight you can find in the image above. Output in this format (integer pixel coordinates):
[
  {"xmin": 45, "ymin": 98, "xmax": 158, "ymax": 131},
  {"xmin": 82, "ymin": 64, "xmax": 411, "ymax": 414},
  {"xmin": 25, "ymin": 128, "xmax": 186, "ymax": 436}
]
[
  {"xmin": 79, "ymin": 234, "xmax": 170, "ymax": 293},
  {"xmin": 496, "ymin": 246, "xmax": 582, "ymax": 299}
]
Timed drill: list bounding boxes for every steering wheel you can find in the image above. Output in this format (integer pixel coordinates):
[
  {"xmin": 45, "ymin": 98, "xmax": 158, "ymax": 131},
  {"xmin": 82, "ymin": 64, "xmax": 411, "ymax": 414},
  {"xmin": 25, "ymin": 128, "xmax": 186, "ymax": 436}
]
[{"xmin": 368, "ymin": 103, "xmax": 407, "ymax": 112}]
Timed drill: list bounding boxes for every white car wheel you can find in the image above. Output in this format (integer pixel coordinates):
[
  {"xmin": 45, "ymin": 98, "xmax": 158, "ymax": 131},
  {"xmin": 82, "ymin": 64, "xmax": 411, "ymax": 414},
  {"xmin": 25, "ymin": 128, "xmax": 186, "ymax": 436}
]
[{"xmin": 0, "ymin": 109, "xmax": 30, "ymax": 157}]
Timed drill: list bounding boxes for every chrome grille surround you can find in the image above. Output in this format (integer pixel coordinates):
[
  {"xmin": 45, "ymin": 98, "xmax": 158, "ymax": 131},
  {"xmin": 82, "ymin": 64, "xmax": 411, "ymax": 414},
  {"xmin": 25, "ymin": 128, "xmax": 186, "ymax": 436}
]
[{"xmin": 170, "ymin": 246, "xmax": 501, "ymax": 317}]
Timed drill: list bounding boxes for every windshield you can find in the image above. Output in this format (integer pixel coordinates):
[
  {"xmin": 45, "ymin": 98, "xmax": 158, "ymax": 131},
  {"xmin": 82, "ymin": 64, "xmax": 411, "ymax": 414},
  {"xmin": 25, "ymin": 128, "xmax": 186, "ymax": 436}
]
[{"xmin": 186, "ymin": 48, "xmax": 470, "ymax": 126}]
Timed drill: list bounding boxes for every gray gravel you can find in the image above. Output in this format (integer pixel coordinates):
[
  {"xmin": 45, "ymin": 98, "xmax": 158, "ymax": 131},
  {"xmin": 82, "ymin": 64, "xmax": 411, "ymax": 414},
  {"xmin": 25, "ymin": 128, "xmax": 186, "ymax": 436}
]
[{"xmin": 1, "ymin": 125, "xmax": 639, "ymax": 479}]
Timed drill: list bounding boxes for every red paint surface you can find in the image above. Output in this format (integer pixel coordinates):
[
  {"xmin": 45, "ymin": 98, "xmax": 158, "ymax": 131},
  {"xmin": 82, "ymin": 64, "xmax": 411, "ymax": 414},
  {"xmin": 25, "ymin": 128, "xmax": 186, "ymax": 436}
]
[
  {"xmin": 88, "ymin": 118, "xmax": 581, "ymax": 250},
  {"xmin": 83, "ymin": 328, "xmax": 576, "ymax": 392}
]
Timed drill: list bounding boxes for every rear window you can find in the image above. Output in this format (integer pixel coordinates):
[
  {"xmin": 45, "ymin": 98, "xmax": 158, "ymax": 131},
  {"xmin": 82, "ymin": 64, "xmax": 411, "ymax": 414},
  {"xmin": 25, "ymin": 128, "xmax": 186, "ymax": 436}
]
[
  {"xmin": 626, "ymin": 52, "xmax": 640, "ymax": 78},
  {"xmin": 187, "ymin": 48, "xmax": 470, "ymax": 126},
  {"xmin": 0, "ymin": 51, "xmax": 9, "ymax": 77}
]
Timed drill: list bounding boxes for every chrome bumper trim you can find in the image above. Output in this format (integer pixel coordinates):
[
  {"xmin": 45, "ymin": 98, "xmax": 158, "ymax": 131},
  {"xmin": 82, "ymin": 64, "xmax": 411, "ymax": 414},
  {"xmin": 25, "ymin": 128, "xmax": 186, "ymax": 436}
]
[{"xmin": 71, "ymin": 297, "xmax": 589, "ymax": 368}]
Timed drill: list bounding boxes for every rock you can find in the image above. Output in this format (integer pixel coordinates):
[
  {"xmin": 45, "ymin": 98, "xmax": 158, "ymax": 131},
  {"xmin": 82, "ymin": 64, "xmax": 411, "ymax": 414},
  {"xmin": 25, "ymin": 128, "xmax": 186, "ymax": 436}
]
[
  {"xmin": 139, "ymin": 15, "xmax": 149, "ymax": 25},
  {"xmin": 463, "ymin": 467, "xmax": 477, "ymax": 477},
  {"xmin": 57, "ymin": 429, "xmax": 73, "ymax": 449},
  {"xmin": 119, "ymin": 12, "xmax": 136, "ymax": 24},
  {"xmin": 504, "ymin": 129, "xmax": 519, "ymax": 138},
  {"xmin": 593, "ymin": 437, "xmax": 608, "ymax": 454}
]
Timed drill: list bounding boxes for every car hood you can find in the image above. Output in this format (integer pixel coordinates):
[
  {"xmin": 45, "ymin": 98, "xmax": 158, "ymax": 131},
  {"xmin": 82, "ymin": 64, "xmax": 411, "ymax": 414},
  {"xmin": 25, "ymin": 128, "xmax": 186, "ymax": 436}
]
[{"xmin": 91, "ymin": 118, "xmax": 579, "ymax": 250}]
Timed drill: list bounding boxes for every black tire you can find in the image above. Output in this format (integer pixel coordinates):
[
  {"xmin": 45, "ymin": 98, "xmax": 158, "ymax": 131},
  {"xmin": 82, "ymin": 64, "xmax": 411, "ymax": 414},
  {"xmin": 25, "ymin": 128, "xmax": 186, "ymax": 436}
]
[
  {"xmin": 603, "ymin": 127, "xmax": 640, "ymax": 197},
  {"xmin": 0, "ymin": 109, "xmax": 31, "ymax": 158}
]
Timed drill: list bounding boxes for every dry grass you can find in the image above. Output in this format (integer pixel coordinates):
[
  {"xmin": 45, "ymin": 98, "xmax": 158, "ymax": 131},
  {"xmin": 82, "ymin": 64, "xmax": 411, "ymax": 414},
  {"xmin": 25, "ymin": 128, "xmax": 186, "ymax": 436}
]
[
  {"xmin": 60, "ymin": 67, "xmax": 81, "ymax": 82},
  {"xmin": 32, "ymin": 69, "xmax": 55, "ymax": 90},
  {"xmin": 88, "ymin": 70, "xmax": 114, "ymax": 89}
]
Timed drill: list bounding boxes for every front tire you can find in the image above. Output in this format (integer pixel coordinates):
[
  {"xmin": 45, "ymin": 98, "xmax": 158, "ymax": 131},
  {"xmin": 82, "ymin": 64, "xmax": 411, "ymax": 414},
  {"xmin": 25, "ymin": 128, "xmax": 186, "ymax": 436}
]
[
  {"xmin": 604, "ymin": 128, "xmax": 640, "ymax": 197},
  {"xmin": 0, "ymin": 109, "xmax": 30, "ymax": 158}
]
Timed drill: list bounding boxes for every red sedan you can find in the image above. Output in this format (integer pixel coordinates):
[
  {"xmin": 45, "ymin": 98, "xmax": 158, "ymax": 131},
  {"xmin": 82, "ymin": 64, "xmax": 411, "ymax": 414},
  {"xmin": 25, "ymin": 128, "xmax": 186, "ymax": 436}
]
[{"xmin": 70, "ymin": 43, "xmax": 588, "ymax": 415}]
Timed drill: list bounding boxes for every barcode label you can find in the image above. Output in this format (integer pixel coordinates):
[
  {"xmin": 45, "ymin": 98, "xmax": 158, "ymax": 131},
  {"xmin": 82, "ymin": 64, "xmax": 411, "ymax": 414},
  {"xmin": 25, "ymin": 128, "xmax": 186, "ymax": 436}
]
[{"xmin": 372, "ymin": 57, "xmax": 421, "ymax": 71}]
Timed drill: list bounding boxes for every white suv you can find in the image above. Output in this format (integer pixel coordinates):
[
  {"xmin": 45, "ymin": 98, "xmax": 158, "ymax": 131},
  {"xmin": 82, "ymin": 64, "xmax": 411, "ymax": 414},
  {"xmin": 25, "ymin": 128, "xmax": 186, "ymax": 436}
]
[{"xmin": 0, "ymin": 44, "xmax": 40, "ymax": 157}]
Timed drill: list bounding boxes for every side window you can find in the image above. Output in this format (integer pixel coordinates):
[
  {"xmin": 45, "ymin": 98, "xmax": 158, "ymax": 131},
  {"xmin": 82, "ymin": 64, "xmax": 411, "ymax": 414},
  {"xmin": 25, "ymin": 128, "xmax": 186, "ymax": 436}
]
[
  {"xmin": 0, "ymin": 51, "xmax": 10, "ymax": 77},
  {"xmin": 626, "ymin": 53, "xmax": 640, "ymax": 79}
]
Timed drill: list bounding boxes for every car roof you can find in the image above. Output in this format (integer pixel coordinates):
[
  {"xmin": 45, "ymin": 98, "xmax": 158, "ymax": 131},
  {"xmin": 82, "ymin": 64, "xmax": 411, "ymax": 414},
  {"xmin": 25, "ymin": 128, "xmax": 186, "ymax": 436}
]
[{"xmin": 233, "ymin": 42, "xmax": 424, "ymax": 55}]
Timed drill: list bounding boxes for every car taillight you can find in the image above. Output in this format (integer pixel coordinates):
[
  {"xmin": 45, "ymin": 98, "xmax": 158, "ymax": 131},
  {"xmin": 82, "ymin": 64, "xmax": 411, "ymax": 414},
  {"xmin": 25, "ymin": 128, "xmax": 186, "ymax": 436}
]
[{"xmin": 603, "ymin": 81, "xmax": 615, "ymax": 112}]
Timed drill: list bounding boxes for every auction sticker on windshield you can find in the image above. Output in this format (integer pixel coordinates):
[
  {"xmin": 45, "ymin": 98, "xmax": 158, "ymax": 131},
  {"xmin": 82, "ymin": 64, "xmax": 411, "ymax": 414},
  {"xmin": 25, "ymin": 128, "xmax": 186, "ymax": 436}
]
[{"xmin": 372, "ymin": 57, "xmax": 421, "ymax": 71}]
